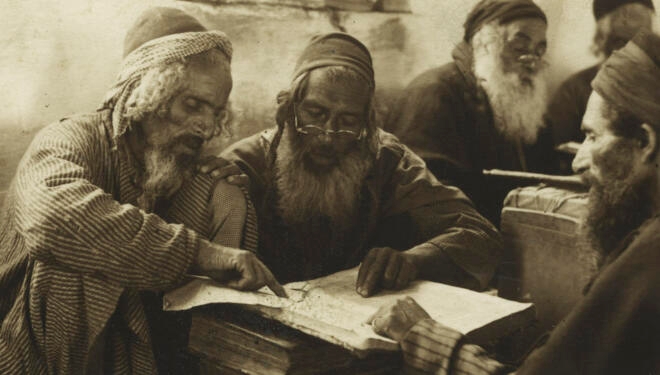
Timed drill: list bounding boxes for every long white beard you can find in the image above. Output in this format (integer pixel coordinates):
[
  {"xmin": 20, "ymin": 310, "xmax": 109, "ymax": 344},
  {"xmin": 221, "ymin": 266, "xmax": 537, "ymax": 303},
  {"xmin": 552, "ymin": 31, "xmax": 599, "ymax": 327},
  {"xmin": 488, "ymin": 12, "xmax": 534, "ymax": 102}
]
[
  {"xmin": 138, "ymin": 146, "xmax": 194, "ymax": 213},
  {"xmin": 473, "ymin": 40, "xmax": 548, "ymax": 145},
  {"xmin": 274, "ymin": 126, "xmax": 373, "ymax": 232}
]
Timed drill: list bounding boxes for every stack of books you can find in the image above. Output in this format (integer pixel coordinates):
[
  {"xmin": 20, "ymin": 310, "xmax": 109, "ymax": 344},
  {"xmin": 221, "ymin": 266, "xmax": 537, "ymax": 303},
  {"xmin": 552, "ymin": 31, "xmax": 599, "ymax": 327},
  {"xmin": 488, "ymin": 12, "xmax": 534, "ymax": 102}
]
[{"xmin": 189, "ymin": 306, "xmax": 400, "ymax": 374}]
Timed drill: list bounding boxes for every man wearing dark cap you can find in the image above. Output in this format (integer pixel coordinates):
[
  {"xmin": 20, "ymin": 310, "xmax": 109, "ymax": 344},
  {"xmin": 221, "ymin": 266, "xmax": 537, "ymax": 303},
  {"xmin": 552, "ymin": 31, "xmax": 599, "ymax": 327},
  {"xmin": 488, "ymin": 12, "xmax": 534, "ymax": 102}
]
[
  {"xmin": 371, "ymin": 30, "xmax": 660, "ymax": 375},
  {"xmin": 220, "ymin": 32, "xmax": 503, "ymax": 299},
  {"xmin": 0, "ymin": 7, "xmax": 285, "ymax": 374},
  {"xmin": 385, "ymin": 0, "xmax": 556, "ymax": 226},
  {"xmin": 547, "ymin": 0, "xmax": 655, "ymax": 173}
]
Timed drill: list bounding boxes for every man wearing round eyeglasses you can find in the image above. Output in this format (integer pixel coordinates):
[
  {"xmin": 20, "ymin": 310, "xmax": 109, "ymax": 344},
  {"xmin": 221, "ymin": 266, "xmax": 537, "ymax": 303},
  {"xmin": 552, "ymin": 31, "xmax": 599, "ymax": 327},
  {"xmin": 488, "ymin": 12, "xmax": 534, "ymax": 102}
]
[
  {"xmin": 221, "ymin": 33, "xmax": 503, "ymax": 298},
  {"xmin": 386, "ymin": 0, "xmax": 557, "ymax": 226}
]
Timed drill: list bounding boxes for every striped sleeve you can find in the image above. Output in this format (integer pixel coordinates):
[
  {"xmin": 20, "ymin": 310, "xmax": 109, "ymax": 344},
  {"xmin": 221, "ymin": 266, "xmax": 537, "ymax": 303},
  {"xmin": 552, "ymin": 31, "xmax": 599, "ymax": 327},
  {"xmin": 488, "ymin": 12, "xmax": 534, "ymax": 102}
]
[
  {"xmin": 400, "ymin": 318, "xmax": 512, "ymax": 375},
  {"xmin": 14, "ymin": 121, "xmax": 199, "ymax": 291}
]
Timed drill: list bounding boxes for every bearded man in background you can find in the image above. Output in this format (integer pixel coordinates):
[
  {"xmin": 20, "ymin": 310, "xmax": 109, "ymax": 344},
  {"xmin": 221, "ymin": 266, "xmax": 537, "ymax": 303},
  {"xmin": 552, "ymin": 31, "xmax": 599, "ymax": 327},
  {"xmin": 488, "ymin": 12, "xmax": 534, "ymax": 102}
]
[
  {"xmin": 547, "ymin": 0, "xmax": 655, "ymax": 173},
  {"xmin": 221, "ymin": 32, "xmax": 503, "ymax": 298},
  {"xmin": 386, "ymin": 0, "xmax": 556, "ymax": 226}
]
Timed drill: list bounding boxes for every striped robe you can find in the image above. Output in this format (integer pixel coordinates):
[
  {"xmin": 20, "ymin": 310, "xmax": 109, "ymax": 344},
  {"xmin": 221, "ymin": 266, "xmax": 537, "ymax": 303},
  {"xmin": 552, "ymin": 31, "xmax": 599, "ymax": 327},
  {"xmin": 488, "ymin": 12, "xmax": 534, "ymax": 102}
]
[{"xmin": 0, "ymin": 109, "xmax": 254, "ymax": 374}]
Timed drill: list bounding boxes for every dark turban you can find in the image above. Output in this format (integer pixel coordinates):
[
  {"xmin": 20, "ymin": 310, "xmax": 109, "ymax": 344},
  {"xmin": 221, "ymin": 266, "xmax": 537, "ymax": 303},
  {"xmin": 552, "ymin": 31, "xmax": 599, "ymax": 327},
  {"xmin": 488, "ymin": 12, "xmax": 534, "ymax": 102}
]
[
  {"xmin": 463, "ymin": 0, "xmax": 547, "ymax": 42},
  {"xmin": 292, "ymin": 32, "xmax": 375, "ymax": 89},
  {"xmin": 593, "ymin": 0, "xmax": 655, "ymax": 20},
  {"xmin": 102, "ymin": 7, "xmax": 233, "ymax": 142},
  {"xmin": 592, "ymin": 30, "xmax": 660, "ymax": 126}
]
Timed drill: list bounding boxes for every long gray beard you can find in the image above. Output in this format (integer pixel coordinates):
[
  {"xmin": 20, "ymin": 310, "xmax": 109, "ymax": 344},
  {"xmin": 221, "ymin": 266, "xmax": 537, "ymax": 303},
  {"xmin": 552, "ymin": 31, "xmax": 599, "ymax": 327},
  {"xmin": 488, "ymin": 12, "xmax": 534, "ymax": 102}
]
[
  {"xmin": 274, "ymin": 127, "xmax": 373, "ymax": 234},
  {"xmin": 137, "ymin": 146, "xmax": 194, "ymax": 213},
  {"xmin": 473, "ymin": 43, "xmax": 548, "ymax": 145}
]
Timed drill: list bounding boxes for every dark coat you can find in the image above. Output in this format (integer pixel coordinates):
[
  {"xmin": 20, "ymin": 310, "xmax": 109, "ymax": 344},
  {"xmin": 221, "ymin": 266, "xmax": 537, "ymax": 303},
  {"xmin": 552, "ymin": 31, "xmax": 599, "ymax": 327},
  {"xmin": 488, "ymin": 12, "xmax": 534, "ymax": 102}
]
[
  {"xmin": 399, "ymin": 216, "xmax": 660, "ymax": 374},
  {"xmin": 385, "ymin": 43, "xmax": 557, "ymax": 226},
  {"xmin": 545, "ymin": 65, "xmax": 599, "ymax": 146},
  {"xmin": 545, "ymin": 65, "xmax": 599, "ymax": 174},
  {"xmin": 517, "ymin": 216, "xmax": 660, "ymax": 374},
  {"xmin": 222, "ymin": 127, "xmax": 503, "ymax": 290}
]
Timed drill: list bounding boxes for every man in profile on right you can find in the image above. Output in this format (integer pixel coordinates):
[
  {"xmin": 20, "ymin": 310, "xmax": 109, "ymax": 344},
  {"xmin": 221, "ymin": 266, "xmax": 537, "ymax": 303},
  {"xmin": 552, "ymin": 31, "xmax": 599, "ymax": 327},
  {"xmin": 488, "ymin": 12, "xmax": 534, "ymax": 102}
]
[{"xmin": 371, "ymin": 30, "xmax": 660, "ymax": 375}]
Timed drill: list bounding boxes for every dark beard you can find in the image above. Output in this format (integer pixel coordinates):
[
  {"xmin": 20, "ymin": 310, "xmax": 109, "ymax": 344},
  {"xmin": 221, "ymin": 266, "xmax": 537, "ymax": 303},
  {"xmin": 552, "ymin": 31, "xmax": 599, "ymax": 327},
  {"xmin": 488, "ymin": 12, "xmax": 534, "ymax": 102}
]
[
  {"xmin": 584, "ymin": 146, "xmax": 653, "ymax": 260},
  {"xmin": 586, "ymin": 178, "xmax": 652, "ymax": 260}
]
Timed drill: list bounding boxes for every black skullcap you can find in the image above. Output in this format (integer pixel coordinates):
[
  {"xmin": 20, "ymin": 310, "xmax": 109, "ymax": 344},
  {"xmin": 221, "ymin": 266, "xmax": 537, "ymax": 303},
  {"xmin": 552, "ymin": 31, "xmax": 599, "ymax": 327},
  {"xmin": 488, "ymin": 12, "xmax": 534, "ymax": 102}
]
[
  {"xmin": 593, "ymin": 0, "xmax": 655, "ymax": 20},
  {"xmin": 292, "ymin": 32, "xmax": 375, "ymax": 89},
  {"xmin": 464, "ymin": 0, "xmax": 547, "ymax": 42}
]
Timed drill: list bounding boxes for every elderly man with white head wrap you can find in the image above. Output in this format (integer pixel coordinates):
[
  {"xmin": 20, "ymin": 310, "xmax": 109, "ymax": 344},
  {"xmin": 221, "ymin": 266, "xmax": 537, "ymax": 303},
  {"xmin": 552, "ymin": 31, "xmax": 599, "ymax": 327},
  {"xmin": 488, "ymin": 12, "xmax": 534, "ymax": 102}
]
[{"xmin": 0, "ymin": 7, "xmax": 283, "ymax": 374}]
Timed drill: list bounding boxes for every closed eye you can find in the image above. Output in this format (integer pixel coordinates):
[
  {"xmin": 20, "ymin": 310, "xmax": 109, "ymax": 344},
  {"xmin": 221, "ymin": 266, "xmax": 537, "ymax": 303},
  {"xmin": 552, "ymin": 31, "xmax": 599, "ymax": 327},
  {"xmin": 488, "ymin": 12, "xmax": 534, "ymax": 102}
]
[
  {"xmin": 338, "ymin": 115, "xmax": 361, "ymax": 130},
  {"xmin": 184, "ymin": 97, "xmax": 202, "ymax": 112},
  {"xmin": 302, "ymin": 106, "xmax": 328, "ymax": 123},
  {"xmin": 305, "ymin": 106, "xmax": 324, "ymax": 117}
]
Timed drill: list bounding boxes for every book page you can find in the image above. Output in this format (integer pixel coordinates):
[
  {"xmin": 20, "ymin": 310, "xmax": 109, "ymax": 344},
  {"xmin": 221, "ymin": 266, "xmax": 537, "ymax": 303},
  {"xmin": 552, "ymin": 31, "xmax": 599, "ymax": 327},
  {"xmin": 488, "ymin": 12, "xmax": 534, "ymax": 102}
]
[{"xmin": 164, "ymin": 267, "xmax": 533, "ymax": 353}]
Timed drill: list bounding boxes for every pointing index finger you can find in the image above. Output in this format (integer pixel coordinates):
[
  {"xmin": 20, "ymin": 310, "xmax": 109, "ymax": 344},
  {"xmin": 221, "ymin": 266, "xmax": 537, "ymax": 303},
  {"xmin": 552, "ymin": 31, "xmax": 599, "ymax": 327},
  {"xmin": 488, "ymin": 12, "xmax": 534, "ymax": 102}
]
[
  {"xmin": 268, "ymin": 279, "xmax": 288, "ymax": 298},
  {"xmin": 261, "ymin": 265, "xmax": 288, "ymax": 298}
]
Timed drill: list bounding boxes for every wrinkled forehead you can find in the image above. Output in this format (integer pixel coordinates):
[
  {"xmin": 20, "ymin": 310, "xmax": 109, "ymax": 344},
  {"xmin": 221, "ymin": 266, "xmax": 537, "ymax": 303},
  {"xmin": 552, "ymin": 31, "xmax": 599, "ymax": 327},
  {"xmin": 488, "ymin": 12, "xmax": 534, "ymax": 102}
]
[{"xmin": 583, "ymin": 91, "xmax": 614, "ymax": 133}]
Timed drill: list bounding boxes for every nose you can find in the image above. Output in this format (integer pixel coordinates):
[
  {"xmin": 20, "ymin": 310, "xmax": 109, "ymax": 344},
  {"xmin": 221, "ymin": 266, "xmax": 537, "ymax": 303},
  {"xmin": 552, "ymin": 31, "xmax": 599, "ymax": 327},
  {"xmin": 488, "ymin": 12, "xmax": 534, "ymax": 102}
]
[
  {"xmin": 519, "ymin": 55, "xmax": 540, "ymax": 72},
  {"xmin": 190, "ymin": 116, "xmax": 216, "ymax": 141},
  {"xmin": 316, "ymin": 131, "xmax": 333, "ymax": 144},
  {"xmin": 572, "ymin": 142, "xmax": 590, "ymax": 174},
  {"xmin": 315, "ymin": 117, "xmax": 336, "ymax": 143}
]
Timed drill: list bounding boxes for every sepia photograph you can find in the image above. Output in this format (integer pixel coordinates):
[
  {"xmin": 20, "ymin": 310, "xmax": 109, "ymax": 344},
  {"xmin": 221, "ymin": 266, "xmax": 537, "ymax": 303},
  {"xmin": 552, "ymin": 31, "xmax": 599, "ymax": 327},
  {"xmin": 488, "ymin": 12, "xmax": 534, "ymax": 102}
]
[{"xmin": 0, "ymin": 0, "xmax": 659, "ymax": 373}]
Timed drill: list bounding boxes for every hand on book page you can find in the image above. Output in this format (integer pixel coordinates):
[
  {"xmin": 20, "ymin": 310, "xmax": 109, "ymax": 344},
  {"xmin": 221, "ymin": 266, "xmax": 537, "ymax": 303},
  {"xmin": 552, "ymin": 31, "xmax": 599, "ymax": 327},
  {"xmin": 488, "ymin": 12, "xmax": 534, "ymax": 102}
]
[
  {"xmin": 164, "ymin": 267, "xmax": 533, "ymax": 353},
  {"xmin": 368, "ymin": 296, "xmax": 431, "ymax": 341},
  {"xmin": 163, "ymin": 276, "xmax": 307, "ymax": 311}
]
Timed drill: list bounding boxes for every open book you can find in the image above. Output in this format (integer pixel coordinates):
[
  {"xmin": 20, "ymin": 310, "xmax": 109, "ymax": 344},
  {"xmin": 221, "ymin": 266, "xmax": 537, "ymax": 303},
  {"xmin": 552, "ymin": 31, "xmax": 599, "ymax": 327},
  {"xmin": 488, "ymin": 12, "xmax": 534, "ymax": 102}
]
[{"xmin": 164, "ymin": 267, "xmax": 534, "ymax": 355}]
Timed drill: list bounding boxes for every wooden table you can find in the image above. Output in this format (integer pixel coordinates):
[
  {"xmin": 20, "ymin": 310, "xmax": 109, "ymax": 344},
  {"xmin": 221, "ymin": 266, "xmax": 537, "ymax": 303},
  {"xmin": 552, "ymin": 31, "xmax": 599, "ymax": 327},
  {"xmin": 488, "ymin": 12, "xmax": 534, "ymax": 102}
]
[{"xmin": 188, "ymin": 305, "xmax": 402, "ymax": 375}]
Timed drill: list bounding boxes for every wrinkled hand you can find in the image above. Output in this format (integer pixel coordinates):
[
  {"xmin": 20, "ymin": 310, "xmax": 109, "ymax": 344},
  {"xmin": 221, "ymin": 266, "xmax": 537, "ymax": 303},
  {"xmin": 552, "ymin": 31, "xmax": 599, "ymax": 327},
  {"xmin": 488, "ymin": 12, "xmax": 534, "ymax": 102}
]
[
  {"xmin": 369, "ymin": 297, "xmax": 431, "ymax": 341},
  {"xmin": 194, "ymin": 242, "xmax": 287, "ymax": 297},
  {"xmin": 197, "ymin": 156, "xmax": 249, "ymax": 186},
  {"xmin": 356, "ymin": 247, "xmax": 418, "ymax": 297}
]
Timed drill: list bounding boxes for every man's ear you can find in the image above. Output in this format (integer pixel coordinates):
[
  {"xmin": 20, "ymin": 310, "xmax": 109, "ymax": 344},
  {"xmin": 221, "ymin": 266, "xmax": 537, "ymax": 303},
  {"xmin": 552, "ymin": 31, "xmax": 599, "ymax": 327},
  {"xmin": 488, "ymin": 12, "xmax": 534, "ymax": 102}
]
[{"xmin": 639, "ymin": 123, "xmax": 658, "ymax": 163}]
